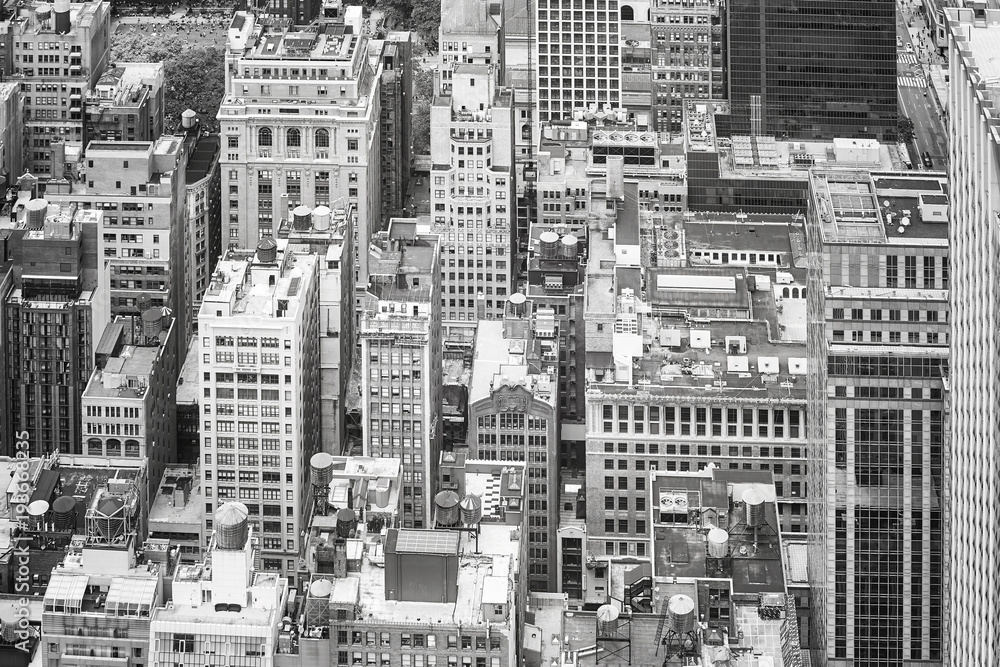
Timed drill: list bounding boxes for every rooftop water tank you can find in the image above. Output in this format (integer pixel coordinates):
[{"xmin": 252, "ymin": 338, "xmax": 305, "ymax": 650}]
[
  {"xmin": 256, "ymin": 236, "xmax": 278, "ymax": 263},
  {"xmin": 215, "ymin": 502, "xmax": 250, "ymax": 550},
  {"xmin": 374, "ymin": 478, "xmax": 392, "ymax": 508},
  {"xmin": 312, "ymin": 205, "xmax": 333, "ymax": 231},
  {"xmin": 561, "ymin": 234, "xmax": 579, "ymax": 258},
  {"xmin": 309, "ymin": 578, "xmax": 333, "ymax": 598},
  {"xmin": 51, "ymin": 495, "xmax": 76, "ymax": 531},
  {"xmin": 667, "ymin": 594, "xmax": 696, "ymax": 634},
  {"xmin": 35, "ymin": 3, "xmax": 52, "ymax": 21},
  {"xmin": 141, "ymin": 307, "xmax": 162, "ymax": 340},
  {"xmin": 336, "ymin": 508, "xmax": 356, "ymax": 538},
  {"xmin": 25, "ymin": 199, "xmax": 48, "ymax": 229},
  {"xmin": 707, "ymin": 528, "xmax": 729, "ymax": 559},
  {"xmin": 459, "ymin": 494, "xmax": 482, "ymax": 525},
  {"xmin": 507, "ymin": 292, "xmax": 527, "ymax": 317},
  {"xmin": 742, "ymin": 488, "xmax": 766, "ymax": 527},
  {"xmin": 435, "ymin": 490, "xmax": 460, "ymax": 527},
  {"xmin": 181, "ymin": 109, "xmax": 198, "ymax": 129},
  {"xmin": 310, "ymin": 452, "xmax": 334, "ymax": 488},
  {"xmin": 539, "ymin": 231, "xmax": 559, "ymax": 258},
  {"xmin": 292, "ymin": 205, "xmax": 312, "ymax": 230},
  {"xmin": 597, "ymin": 604, "xmax": 620, "ymax": 634}
]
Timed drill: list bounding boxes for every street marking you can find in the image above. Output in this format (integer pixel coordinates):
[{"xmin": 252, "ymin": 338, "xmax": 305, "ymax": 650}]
[
  {"xmin": 898, "ymin": 75, "xmax": 927, "ymax": 88},
  {"xmin": 897, "ymin": 53, "xmax": 918, "ymax": 64}
]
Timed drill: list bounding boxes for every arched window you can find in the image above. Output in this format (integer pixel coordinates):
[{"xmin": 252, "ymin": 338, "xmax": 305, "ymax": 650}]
[
  {"xmin": 287, "ymin": 128, "xmax": 301, "ymax": 148},
  {"xmin": 620, "ymin": 4, "xmax": 634, "ymax": 20},
  {"xmin": 315, "ymin": 128, "xmax": 330, "ymax": 148},
  {"xmin": 124, "ymin": 439, "xmax": 141, "ymax": 457},
  {"xmin": 258, "ymin": 127, "xmax": 272, "ymax": 147},
  {"xmin": 521, "ymin": 124, "xmax": 531, "ymax": 140},
  {"xmin": 792, "ymin": 288, "xmax": 800, "ymax": 298},
  {"xmin": 87, "ymin": 438, "xmax": 103, "ymax": 455},
  {"xmin": 801, "ymin": 288, "xmax": 806, "ymax": 299},
  {"xmin": 106, "ymin": 438, "xmax": 122, "ymax": 456},
  {"xmin": 782, "ymin": 287, "xmax": 790, "ymax": 298}
]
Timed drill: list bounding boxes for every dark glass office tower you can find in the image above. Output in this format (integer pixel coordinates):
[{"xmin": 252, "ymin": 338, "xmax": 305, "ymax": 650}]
[{"xmin": 726, "ymin": 0, "xmax": 897, "ymax": 141}]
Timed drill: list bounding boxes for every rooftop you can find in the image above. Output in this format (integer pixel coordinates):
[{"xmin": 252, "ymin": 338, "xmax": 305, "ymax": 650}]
[
  {"xmin": 83, "ymin": 333, "xmax": 168, "ymax": 400},
  {"xmin": 468, "ymin": 321, "xmax": 558, "ymax": 406},
  {"xmin": 329, "ymin": 523, "xmax": 520, "ymax": 627},
  {"xmin": 682, "ymin": 215, "xmax": 801, "ymax": 255},
  {"xmin": 244, "ymin": 19, "xmax": 363, "ymax": 63},
  {"xmin": 148, "ymin": 465, "xmax": 202, "ymax": 529},
  {"xmin": 811, "ymin": 170, "xmax": 949, "ymax": 244},
  {"xmin": 176, "ymin": 346, "xmax": 200, "ymax": 404},
  {"xmin": 202, "ymin": 244, "xmax": 316, "ymax": 319}
]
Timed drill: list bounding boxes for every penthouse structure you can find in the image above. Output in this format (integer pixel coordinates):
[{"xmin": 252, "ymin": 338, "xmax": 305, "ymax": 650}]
[
  {"xmin": 947, "ymin": 7, "xmax": 1000, "ymax": 665},
  {"xmin": 0, "ymin": 83, "xmax": 23, "ymax": 181},
  {"xmin": 81, "ymin": 313, "xmax": 178, "ymax": 487},
  {"xmin": 84, "ymin": 62, "xmax": 165, "ymax": 143},
  {"xmin": 147, "ymin": 463, "xmax": 205, "ymax": 558},
  {"xmin": 198, "ymin": 243, "xmax": 320, "ymax": 583},
  {"xmin": 1, "ymin": 204, "xmax": 104, "ymax": 456},
  {"xmin": 6, "ymin": 0, "xmax": 111, "ymax": 177},
  {"xmin": 277, "ymin": 203, "xmax": 355, "ymax": 451},
  {"xmin": 45, "ymin": 136, "xmax": 190, "ymax": 348},
  {"xmin": 466, "ymin": 317, "xmax": 560, "ymax": 591},
  {"xmin": 360, "ymin": 221, "xmax": 442, "ymax": 527},
  {"xmin": 807, "ymin": 170, "xmax": 948, "ymax": 666},
  {"xmin": 219, "ymin": 11, "xmax": 382, "ymax": 281},
  {"xmin": 41, "ymin": 540, "xmax": 163, "ymax": 667},
  {"xmin": 149, "ymin": 502, "xmax": 290, "ymax": 667}
]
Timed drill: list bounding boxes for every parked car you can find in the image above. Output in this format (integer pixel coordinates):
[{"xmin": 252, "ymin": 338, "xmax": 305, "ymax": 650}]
[{"xmin": 922, "ymin": 152, "xmax": 934, "ymax": 169}]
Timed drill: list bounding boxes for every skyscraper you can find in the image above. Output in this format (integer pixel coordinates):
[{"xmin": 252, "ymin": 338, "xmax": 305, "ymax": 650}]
[
  {"xmin": 806, "ymin": 169, "xmax": 948, "ymax": 666},
  {"xmin": 945, "ymin": 7, "xmax": 1000, "ymax": 665},
  {"xmin": 726, "ymin": 0, "xmax": 897, "ymax": 140}
]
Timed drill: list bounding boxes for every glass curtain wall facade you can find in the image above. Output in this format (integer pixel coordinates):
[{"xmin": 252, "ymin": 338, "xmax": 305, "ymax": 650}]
[{"xmin": 726, "ymin": 0, "xmax": 897, "ymax": 140}]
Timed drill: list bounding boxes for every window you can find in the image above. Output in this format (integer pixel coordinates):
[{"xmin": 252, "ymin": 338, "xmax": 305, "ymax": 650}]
[
  {"xmin": 316, "ymin": 128, "xmax": 330, "ymax": 147},
  {"xmin": 287, "ymin": 127, "xmax": 301, "ymax": 148},
  {"xmin": 258, "ymin": 127, "xmax": 272, "ymax": 146}
]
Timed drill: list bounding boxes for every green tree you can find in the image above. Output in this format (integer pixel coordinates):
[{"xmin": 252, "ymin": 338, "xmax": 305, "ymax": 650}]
[
  {"xmin": 412, "ymin": 98, "xmax": 431, "ymax": 155},
  {"xmin": 410, "ymin": 0, "xmax": 441, "ymax": 52},
  {"xmin": 898, "ymin": 116, "xmax": 915, "ymax": 144},
  {"xmin": 164, "ymin": 47, "xmax": 225, "ymax": 132}
]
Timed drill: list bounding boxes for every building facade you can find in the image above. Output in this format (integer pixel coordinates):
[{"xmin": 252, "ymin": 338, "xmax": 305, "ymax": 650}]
[
  {"xmin": 466, "ymin": 316, "xmax": 560, "ymax": 591},
  {"xmin": 84, "ymin": 62, "xmax": 164, "ymax": 143},
  {"xmin": 11, "ymin": 0, "xmax": 111, "ymax": 177},
  {"xmin": 2, "ymin": 204, "xmax": 104, "ymax": 456},
  {"xmin": 198, "ymin": 243, "xmax": 321, "ymax": 583},
  {"xmin": 725, "ymin": 0, "xmax": 896, "ymax": 140},
  {"xmin": 360, "ymin": 221, "xmax": 442, "ymax": 528},
  {"xmin": 219, "ymin": 11, "xmax": 382, "ymax": 281},
  {"xmin": 806, "ymin": 169, "xmax": 948, "ymax": 666},
  {"xmin": 945, "ymin": 7, "xmax": 999, "ymax": 666}
]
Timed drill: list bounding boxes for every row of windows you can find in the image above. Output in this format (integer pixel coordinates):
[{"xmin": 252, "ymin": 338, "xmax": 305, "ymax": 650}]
[{"xmin": 600, "ymin": 405, "xmax": 804, "ymax": 438}]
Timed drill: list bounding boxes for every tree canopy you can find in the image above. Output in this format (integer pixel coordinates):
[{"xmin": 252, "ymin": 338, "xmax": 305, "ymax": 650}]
[{"xmin": 111, "ymin": 36, "xmax": 225, "ymax": 132}]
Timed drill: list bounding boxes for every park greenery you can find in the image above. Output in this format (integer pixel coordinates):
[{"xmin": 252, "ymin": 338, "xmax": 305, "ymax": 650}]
[
  {"xmin": 411, "ymin": 68, "xmax": 434, "ymax": 155},
  {"xmin": 111, "ymin": 33, "xmax": 225, "ymax": 132},
  {"xmin": 363, "ymin": 0, "xmax": 441, "ymax": 51}
]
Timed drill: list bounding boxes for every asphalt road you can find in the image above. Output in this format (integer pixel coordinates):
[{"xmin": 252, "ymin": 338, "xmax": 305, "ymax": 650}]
[{"xmin": 897, "ymin": 6, "xmax": 948, "ymax": 170}]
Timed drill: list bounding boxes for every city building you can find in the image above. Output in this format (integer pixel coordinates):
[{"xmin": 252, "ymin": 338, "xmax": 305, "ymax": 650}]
[
  {"xmin": 946, "ymin": 8, "xmax": 1000, "ymax": 664},
  {"xmin": 198, "ymin": 241, "xmax": 321, "ymax": 583},
  {"xmin": 45, "ymin": 136, "xmax": 191, "ymax": 350},
  {"xmin": 360, "ymin": 220, "xmax": 442, "ymax": 528},
  {"xmin": 41, "ymin": 539, "xmax": 163, "ymax": 667},
  {"xmin": 684, "ymin": 102, "xmax": 900, "ymax": 214},
  {"xmin": 10, "ymin": 0, "xmax": 112, "ymax": 177},
  {"xmin": 806, "ymin": 169, "xmax": 948, "ymax": 666},
  {"xmin": 581, "ymin": 197, "xmax": 811, "ymax": 569},
  {"xmin": 528, "ymin": 468, "xmax": 804, "ymax": 667},
  {"xmin": 0, "ymin": 82, "xmax": 23, "ymax": 182},
  {"xmin": 534, "ymin": 0, "xmax": 621, "ymax": 124},
  {"xmin": 175, "ymin": 346, "xmax": 201, "ymax": 464},
  {"xmin": 371, "ymin": 32, "xmax": 412, "ymax": 221},
  {"xmin": 147, "ymin": 463, "xmax": 205, "ymax": 559},
  {"xmin": 431, "ymin": 2, "xmax": 516, "ymax": 337},
  {"xmin": 277, "ymin": 203, "xmax": 355, "ymax": 452},
  {"xmin": 178, "ymin": 113, "xmax": 223, "ymax": 334},
  {"xmin": 649, "ymin": 0, "xmax": 724, "ymax": 133},
  {"xmin": 219, "ymin": 11, "xmax": 383, "ymax": 282},
  {"xmin": 465, "ymin": 316, "xmax": 560, "ymax": 591},
  {"xmin": 84, "ymin": 62, "xmax": 165, "ymax": 143},
  {"xmin": 725, "ymin": 0, "xmax": 896, "ymax": 141},
  {"xmin": 82, "ymin": 313, "xmax": 178, "ymax": 487},
  {"xmin": 149, "ymin": 502, "xmax": 290, "ymax": 667},
  {"xmin": 1, "ymin": 203, "xmax": 105, "ymax": 456},
  {"xmin": 240, "ymin": 0, "xmax": 323, "ymax": 25},
  {"xmin": 290, "ymin": 464, "xmax": 525, "ymax": 667}
]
